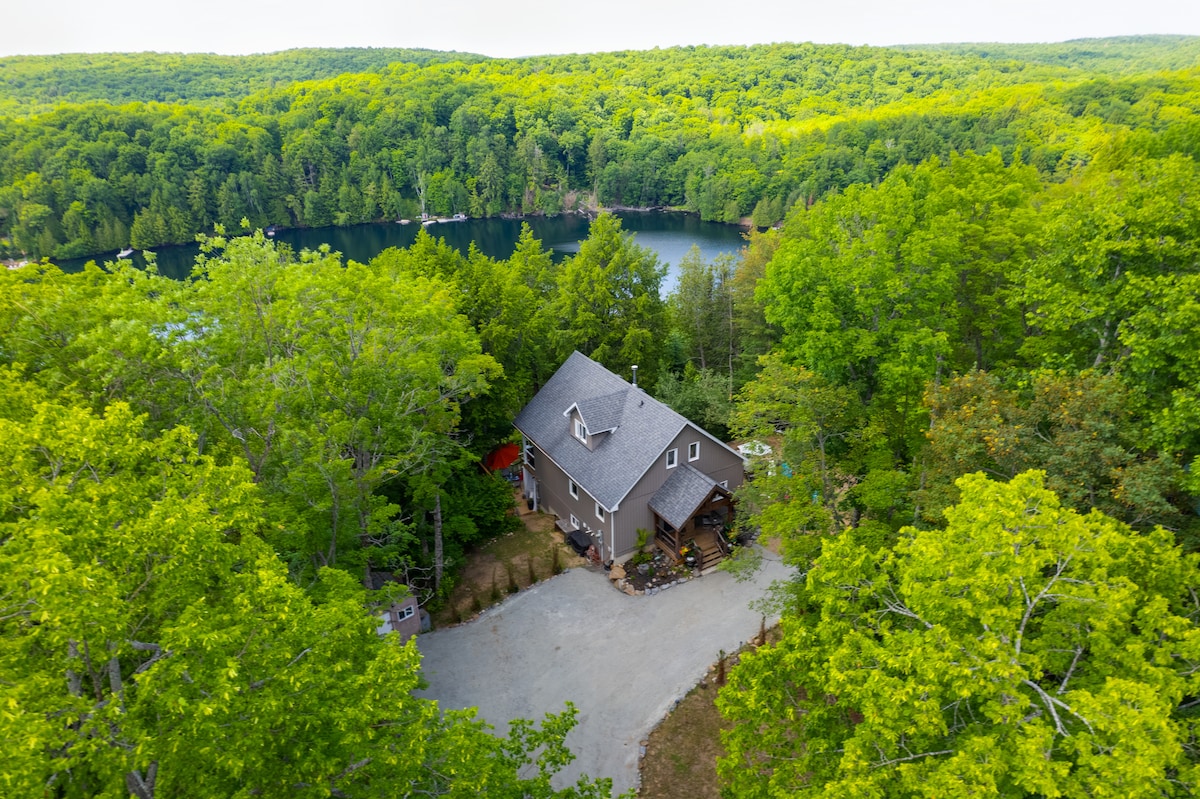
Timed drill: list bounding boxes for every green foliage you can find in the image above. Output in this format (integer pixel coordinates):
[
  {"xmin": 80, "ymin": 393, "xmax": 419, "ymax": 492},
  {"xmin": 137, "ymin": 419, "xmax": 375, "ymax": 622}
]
[
  {"xmin": 0, "ymin": 390, "xmax": 608, "ymax": 798},
  {"xmin": 718, "ymin": 471, "xmax": 1200, "ymax": 797},
  {"xmin": 731, "ymin": 352, "xmax": 866, "ymax": 558},
  {"xmin": 668, "ymin": 246, "xmax": 737, "ymax": 378},
  {"xmin": 901, "ymin": 35, "xmax": 1200, "ymax": 76},
  {"xmin": 179, "ymin": 232, "xmax": 499, "ymax": 577},
  {"xmin": 1021, "ymin": 153, "xmax": 1200, "ymax": 372},
  {"xmin": 762, "ymin": 151, "xmax": 1040, "ymax": 458},
  {"xmin": 923, "ymin": 370, "xmax": 1189, "ymax": 534},
  {"xmin": 745, "ymin": 146, "xmax": 1199, "ymax": 545},
  {"xmin": 0, "ymin": 48, "xmax": 485, "ymax": 111},
  {"xmin": 654, "ymin": 365, "xmax": 733, "ymax": 441},
  {"xmin": 5, "ymin": 39, "xmax": 1199, "ymax": 261},
  {"xmin": 551, "ymin": 213, "xmax": 666, "ymax": 384},
  {"xmin": 635, "ymin": 528, "xmax": 650, "ymax": 550}
]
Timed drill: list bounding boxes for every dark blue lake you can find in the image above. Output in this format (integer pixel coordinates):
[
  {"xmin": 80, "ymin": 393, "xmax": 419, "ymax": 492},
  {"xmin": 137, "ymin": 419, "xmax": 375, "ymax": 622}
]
[{"xmin": 57, "ymin": 211, "xmax": 747, "ymax": 296}]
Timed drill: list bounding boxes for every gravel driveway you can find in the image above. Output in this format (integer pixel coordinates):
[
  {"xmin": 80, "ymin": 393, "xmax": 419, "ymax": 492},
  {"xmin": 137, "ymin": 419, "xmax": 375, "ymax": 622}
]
[{"xmin": 415, "ymin": 548, "xmax": 792, "ymax": 796}]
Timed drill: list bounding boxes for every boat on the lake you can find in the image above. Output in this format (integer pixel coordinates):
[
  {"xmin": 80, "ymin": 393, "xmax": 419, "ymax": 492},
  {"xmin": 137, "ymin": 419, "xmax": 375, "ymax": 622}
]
[{"xmin": 117, "ymin": 248, "xmax": 134, "ymax": 258}]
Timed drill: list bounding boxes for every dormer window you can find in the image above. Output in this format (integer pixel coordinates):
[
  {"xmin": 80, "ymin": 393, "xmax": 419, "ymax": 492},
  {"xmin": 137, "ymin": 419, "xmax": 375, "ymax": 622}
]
[{"xmin": 574, "ymin": 418, "xmax": 587, "ymax": 443}]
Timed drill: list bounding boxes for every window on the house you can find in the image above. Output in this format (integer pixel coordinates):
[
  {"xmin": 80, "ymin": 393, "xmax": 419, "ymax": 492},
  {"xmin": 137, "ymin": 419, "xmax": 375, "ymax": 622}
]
[
  {"xmin": 688, "ymin": 441, "xmax": 700, "ymax": 461},
  {"xmin": 665, "ymin": 448, "xmax": 678, "ymax": 469},
  {"xmin": 398, "ymin": 605, "xmax": 415, "ymax": 621},
  {"xmin": 596, "ymin": 503, "xmax": 605, "ymax": 522},
  {"xmin": 719, "ymin": 480, "xmax": 728, "ymax": 489},
  {"xmin": 570, "ymin": 514, "xmax": 579, "ymax": 529},
  {"xmin": 574, "ymin": 418, "xmax": 587, "ymax": 443},
  {"xmin": 569, "ymin": 479, "xmax": 579, "ymax": 499}
]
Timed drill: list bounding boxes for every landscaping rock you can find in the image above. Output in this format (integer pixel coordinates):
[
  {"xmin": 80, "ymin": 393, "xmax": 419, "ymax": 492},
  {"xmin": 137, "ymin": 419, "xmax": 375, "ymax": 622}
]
[{"xmin": 609, "ymin": 563, "xmax": 626, "ymax": 581}]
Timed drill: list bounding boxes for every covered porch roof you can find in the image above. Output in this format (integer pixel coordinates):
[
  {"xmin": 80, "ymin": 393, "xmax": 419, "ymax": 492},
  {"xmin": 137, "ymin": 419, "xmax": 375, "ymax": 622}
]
[{"xmin": 648, "ymin": 464, "xmax": 730, "ymax": 531}]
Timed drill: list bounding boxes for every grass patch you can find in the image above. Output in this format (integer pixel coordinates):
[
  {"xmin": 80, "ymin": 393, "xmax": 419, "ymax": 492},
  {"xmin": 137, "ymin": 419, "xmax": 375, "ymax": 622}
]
[
  {"xmin": 640, "ymin": 626, "xmax": 782, "ymax": 798},
  {"xmin": 431, "ymin": 492, "xmax": 586, "ymax": 627},
  {"xmin": 639, "ymin": 679, "xmax": 730, "ymax": 799}
]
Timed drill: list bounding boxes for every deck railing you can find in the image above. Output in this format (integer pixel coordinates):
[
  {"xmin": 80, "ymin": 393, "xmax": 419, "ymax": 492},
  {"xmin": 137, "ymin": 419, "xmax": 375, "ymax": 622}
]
[{"xmin": 655, "ymin": 527, "xmax": 679, "ymax": 559}]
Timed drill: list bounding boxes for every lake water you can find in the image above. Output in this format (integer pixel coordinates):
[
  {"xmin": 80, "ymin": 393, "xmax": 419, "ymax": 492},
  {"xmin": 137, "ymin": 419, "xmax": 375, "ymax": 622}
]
[{"xmin": 57, "ymin": 211, "xmax": 747, "ymax": 296}]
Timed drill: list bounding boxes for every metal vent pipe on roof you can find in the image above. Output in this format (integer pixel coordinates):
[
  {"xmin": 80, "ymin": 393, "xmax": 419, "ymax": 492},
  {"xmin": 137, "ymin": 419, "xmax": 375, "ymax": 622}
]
[{"xmin": 631, "ymin": 365, "xmax": 638, "ymax": 387}]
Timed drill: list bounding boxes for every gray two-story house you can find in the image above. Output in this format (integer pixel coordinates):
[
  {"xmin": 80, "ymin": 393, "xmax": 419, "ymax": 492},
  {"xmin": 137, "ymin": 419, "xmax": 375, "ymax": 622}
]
[{"xmin": 514, "ymin": 352, "xmax": 744, "ymax": 567}]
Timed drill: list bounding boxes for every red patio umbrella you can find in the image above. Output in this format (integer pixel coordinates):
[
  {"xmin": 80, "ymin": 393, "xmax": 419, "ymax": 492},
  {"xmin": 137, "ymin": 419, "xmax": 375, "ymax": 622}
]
[{"xmin": 483, "ymin": 442, "xmax": 520, "ymax": 472}]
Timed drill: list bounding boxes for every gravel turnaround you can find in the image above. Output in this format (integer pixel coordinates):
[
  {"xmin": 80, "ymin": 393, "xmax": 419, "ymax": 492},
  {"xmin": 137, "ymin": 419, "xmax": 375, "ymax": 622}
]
[{"xmin": 415, "ymin": 548, "xmax": 792, "ymax": 796}]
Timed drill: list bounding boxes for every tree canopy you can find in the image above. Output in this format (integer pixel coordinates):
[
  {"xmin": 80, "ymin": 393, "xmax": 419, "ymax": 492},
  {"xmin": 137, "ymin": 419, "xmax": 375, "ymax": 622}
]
[
  {"xmin": 719, "ymin": 471, "xmax": 1200, "ymax": 798},
  {"xmin": 3, "ymin": 34, "xmax": 1200, "ymax": 798},
  {"xmin": 3, "ymin": 37, "xmax": 1200, "ymax": 261},
  {"xmin": 0, "ymin": 384, "xmax": 606, "ymax": 798}
]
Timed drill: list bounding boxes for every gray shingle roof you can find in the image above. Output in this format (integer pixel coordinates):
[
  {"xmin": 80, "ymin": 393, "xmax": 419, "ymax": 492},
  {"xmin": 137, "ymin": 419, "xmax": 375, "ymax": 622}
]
[
  {"xmin": 513, "ymin": 352, "xmax": 690, "ymax": 510},
  {"xmin": 575, "ymin": 389, "xmax": 628, "ymax": 433},
  {"xmin": 648, "ymin": 465, "xmax": 721, "ymax": 530}
]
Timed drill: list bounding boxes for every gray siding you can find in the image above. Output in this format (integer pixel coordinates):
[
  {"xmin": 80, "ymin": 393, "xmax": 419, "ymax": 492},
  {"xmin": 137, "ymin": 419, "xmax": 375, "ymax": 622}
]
[
  {"xmin": 529, "ymin": 443, "xmax": 611, "ymax": 560},
  {"xmin": 611, "ymin": 425, "xmax": 744, "ymax": 559}
]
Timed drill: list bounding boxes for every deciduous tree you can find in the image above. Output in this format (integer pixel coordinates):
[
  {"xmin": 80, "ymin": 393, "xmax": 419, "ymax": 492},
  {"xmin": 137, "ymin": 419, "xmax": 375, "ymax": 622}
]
[
  {"xmin": 0, "ymin": 386, "xmax": 608, "ymax": 798},
  {"xmin": 719, "ymin": 471, "xmax": 1200, "ymax": 798}
]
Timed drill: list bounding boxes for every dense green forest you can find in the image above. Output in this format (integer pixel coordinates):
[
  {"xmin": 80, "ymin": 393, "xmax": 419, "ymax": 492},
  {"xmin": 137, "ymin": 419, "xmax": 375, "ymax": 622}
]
[
  {"xmin": 3, "ymin": 36, "xmax": 1200, "ymax": 261},
  {"xmin": 897, "ymin": 34, "xmax": 1200, "ymax": 75},
  {"xmin": 0, "ymin": 47, "xmax": 484, "ymax": 111},
  {"xmin": 3, "ymin": 36, "xmax": 1200, "ymax": 797}
]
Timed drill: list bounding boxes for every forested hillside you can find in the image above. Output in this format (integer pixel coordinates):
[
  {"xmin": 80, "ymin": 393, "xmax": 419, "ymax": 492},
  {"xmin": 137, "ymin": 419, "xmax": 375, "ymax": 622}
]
[
  {"xmin": 899, "ymin": 34, "xmax": 1200, "ymax": 75},
  {"xmin": 3, "ymin": 36, "xmax": 1200, "ymax": 797},
  {"xmin": 0, "ymin": 47, "xmax": 483, "ymax": 111},
  {"xmin": 2, "ymin": 38, "xmax": 1199, "ymax": 261}
]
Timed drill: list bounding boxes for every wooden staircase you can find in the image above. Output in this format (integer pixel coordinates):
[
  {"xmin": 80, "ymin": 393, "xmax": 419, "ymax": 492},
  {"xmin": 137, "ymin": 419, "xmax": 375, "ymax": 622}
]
[
  {"xmin": 654, "ymin": 524, "xmax": 731, "ymax": 570},
  {"xmin": 693, "ymin": 528, "xmax": 729, "ymax": 571}
]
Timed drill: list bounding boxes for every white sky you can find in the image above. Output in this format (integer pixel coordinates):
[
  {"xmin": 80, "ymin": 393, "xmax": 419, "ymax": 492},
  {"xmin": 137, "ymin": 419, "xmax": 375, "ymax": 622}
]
[{"xmin": 4, "ymin": 0, "xmax": 1199, "ymax": 59}]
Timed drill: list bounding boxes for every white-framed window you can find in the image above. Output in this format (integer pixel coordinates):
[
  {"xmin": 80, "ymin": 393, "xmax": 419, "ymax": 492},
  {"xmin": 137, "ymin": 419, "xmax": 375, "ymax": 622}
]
[
  {"xmin": 595, "ymin": 503, "xmax": 605, "ymax": 522},
  {"xmin": 569, "ymin": 479, "xmax": 579, "ymax": 499},
  {"xmin": 688, "ymin": 441, "xmax": 700, "ymax": 461},
  {"xmin": 719, "ymin": 480, "xmax": 728, "ymax": 489},
  {"xmin": 398, "ymin": 605, "xmax": 415, "ymax": 621},
  {"xmin": 574, "ymin": 418, "xmax": 587, "ymax": 442},
  {"xmin": 665, "ymin": 448, "xmax": 678, "ymax": 469},
  {"xmin": 569, "ymin": 513, "xmax": 580, "ymax": 529}
]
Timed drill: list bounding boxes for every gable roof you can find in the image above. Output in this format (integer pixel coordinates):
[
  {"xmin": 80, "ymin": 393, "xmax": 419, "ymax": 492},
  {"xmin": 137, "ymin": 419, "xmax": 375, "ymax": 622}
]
[
  {"xmin": 648, "ymin": 465, "xmax": 725, "ymax": 530},
  {"xmin": 514, "ymin": 352, "xmax": 741, "ymax": 510},
  {"xmin": 572, "ymin": 389, "xmax": 628, "ymax": 433}
]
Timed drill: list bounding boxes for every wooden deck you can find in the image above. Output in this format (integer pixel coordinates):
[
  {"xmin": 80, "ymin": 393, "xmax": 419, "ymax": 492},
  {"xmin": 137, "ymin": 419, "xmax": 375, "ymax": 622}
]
[{"xmin": 655, "ymin": 523, "xmax": 729, "ymax": 570}]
